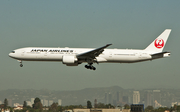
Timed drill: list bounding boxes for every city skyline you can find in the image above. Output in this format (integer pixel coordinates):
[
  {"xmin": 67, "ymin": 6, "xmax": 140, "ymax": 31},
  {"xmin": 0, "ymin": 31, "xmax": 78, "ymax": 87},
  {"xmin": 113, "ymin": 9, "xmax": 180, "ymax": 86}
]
[{"xmin": 0, "ymin": 86, "xmax": 179, "ymax": 108}]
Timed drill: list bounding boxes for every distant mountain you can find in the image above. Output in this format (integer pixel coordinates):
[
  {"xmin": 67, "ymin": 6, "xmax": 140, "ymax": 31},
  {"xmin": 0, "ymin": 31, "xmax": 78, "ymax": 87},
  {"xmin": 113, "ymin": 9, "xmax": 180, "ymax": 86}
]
[
  {"xmin": 56, "ymin": 86, "xmax": 125, "ymax": 105},
  {"xmin": 0, "ymin": 86, "xmax": 179, "ymax": 107},
  {"xmin": 0, "ymin": 86, "xmax": 125, "ymax": 105}
]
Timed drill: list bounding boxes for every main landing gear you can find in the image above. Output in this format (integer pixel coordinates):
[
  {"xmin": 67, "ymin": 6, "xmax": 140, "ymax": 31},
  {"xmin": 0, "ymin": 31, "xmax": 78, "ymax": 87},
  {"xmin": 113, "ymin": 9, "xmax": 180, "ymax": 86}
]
[{"xmin": 85, "ymin": 63, "xmax": 96, "ymax": 70}]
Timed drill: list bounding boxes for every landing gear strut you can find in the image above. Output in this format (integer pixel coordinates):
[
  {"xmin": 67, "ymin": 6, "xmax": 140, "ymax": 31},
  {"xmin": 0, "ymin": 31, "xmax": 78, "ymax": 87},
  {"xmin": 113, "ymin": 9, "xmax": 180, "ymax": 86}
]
[{"xmin": 85, "ymin": 63, "xmax": 96, "ymax": 70}]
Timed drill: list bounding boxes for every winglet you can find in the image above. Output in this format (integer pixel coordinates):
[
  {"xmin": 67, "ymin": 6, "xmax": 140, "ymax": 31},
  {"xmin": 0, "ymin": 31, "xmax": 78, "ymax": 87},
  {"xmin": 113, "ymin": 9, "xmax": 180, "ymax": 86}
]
[{"xmin": 107, "ymin": 44, "xmax": 112, "ymax": 46}]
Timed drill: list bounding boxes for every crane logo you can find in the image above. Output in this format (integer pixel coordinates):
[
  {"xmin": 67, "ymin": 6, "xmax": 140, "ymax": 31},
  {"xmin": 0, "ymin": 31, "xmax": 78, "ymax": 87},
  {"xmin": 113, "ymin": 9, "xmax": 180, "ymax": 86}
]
[{"xmin": 154, "ymin": 38, "xmax": 164, "ymax": 49}]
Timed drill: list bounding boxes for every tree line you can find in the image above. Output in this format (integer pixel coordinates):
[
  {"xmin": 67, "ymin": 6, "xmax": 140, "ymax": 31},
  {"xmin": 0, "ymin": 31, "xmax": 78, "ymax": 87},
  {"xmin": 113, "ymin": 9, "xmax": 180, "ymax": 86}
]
[
  {"xmin": 0, "ymin": 98, "xmax": 85, "ymax": 112},
  {"xmin": 1, "ymin": 98, "xmax": 180, "ymax": 112}
]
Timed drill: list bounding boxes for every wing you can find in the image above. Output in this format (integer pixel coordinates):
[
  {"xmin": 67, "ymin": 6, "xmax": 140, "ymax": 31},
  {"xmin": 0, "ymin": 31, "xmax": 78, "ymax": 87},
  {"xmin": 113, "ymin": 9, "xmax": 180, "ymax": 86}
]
[{"xmin": 77, "ymin": 44, "xmax": 112, "ymax": 59}]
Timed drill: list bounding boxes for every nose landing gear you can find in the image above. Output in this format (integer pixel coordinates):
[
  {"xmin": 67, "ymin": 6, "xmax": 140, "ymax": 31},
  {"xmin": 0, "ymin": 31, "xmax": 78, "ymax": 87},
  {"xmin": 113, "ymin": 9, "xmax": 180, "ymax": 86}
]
[
  {"xmin": 18, "ymin": 60, "xmax": 23, "ymax": 67},
  {"xmin": 20, "ymin": 64, "xmax": 23, "ymax": 67}
]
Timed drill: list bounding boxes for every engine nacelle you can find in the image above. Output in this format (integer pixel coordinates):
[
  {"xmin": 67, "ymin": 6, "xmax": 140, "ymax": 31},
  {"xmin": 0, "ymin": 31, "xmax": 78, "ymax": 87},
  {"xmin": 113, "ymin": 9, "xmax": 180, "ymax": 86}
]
[{"xmin": 62, "ymin": 55, "xmax": 78, "ymax": 64}]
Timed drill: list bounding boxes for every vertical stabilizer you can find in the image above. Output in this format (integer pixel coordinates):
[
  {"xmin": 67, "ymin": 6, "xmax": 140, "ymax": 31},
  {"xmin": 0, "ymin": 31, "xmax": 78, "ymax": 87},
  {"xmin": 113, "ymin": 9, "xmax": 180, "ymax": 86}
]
[{"xmin": 145, "ymin": 29, "xmax": 171, "ymax": 53}]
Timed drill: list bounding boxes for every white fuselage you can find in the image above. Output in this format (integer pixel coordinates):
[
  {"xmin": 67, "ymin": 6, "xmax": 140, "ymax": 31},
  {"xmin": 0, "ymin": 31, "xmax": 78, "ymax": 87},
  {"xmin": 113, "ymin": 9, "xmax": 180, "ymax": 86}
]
[{"xmin": 9, "ymin": 47, "xmax": 162, "ymax": 63}]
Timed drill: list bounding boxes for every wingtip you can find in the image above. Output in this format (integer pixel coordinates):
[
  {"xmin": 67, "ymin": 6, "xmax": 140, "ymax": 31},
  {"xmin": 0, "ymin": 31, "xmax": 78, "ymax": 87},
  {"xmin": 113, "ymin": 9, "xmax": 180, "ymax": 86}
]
[
  {"xmin": 165, "ymin": 29, "xmax": 172, "ymax": 31},
  {"xmin": 107, "ymin": 44, "xmax": 112, "ymax": 46}
]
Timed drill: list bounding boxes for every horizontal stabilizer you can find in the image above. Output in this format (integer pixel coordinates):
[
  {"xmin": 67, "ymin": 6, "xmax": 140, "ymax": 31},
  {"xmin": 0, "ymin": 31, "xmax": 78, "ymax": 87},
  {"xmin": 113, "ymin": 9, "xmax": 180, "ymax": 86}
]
[{"xmin": 151, "ymin": 51, "xmax": 170, "ymax": 59}]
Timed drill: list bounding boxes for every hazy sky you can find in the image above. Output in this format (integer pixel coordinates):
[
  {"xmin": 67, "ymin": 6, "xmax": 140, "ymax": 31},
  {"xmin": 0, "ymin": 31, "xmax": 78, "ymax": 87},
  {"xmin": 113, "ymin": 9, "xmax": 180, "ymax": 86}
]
[{"xmin": 0, "ymin": 0, "xmax": 180, "ymax": 91}]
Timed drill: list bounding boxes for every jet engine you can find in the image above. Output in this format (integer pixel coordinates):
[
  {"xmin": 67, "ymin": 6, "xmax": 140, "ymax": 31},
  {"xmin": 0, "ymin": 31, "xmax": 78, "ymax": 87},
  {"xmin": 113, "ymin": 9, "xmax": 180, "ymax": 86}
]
[{"xmin": 62, "ymin": 55, "xmax": 78, "ymax": 66}]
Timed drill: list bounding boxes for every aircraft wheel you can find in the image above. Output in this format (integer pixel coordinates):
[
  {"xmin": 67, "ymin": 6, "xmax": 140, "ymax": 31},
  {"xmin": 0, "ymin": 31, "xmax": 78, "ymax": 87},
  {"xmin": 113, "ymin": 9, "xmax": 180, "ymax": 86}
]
[
  {"xmin": 20, "ymin": 64, "xmax": 23, "ymax": 67},
  {"xmin": 85, "ymin": 65, "xmax": 90, "ymax": 69},
  {"xmin": 89, "ymin": 66, "xmax": 93, "ymax": 70},
  {"xmin": 85, "ymin": 64, "xmax": 96, "ymax": 70},
  {"xmin": 93, "ymin": 67, "xmax": 96, "ymax": 70}
]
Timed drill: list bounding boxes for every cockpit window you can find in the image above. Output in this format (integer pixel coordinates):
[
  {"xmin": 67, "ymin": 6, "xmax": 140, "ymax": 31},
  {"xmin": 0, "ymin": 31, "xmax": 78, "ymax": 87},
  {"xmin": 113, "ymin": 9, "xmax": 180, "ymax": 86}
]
[{"xmin": 11, "ymin": 51, "xmax": 15, "ymax": 53}]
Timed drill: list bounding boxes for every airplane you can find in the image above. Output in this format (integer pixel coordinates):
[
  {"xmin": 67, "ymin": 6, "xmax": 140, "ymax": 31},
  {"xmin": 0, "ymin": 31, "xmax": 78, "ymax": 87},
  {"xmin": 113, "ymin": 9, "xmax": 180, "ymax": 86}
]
[{"xmin": 9, "ymin": 29, "xmax": 171, "ymax": 70}]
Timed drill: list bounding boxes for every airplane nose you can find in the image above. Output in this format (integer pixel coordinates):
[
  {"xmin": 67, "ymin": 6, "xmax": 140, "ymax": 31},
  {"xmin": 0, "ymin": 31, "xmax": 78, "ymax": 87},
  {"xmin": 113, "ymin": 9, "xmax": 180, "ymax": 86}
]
[
  {"xmin": 9, "ymin": 53, "xmax": 12, "ymax": 57},
  {"xmin": 9, "ymin": 50, "xmax": 16, "ymax": 58},
  {"xmin": 9, "ymin": 53, "xmax": 15, "ymax": 58}
]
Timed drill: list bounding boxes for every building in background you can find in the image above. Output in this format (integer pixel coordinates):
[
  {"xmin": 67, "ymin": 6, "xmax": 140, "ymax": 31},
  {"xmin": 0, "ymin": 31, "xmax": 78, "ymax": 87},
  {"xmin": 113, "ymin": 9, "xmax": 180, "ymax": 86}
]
[
  {"xmin": 117, "ymin": 92, "xmax": 120, "ymax": 103},
  {"xmin": 26, "ymin": 101, "xmax": 32, "ymax": 107},
  {"xmin": 131, "ymin": 104, "xmax": 144, "ymax": 112},
  {"xmin": 119, "ymin": 91, "xmax": 123, "ymax": 104},
  {"xmin": 113, "ymin": 100, "xmax": 117, "ymax": 106},
  {"xmin": 58, "ymin": 99, "xmax": 62, "ymax": 106},
  {"xmin": 7, "ymin": 99, "xmax": 12, "ymax": 107},
  {"xmin": 44, "ymin": 99, "xmax": 48, "ymax": 106},
  {"xmin": 108, "ymin": 93, "xmax": 112, "ymax": 104},
  {"xmin": 31, "ymin": 98, "xmax": 35, "ymax": 105},
  {"xmin": 145, "ymin": 91, "xmax": 152, "ymax": 107},
  {"xmin": 94, "ymin": 99, "xmax": 97, "ymax": 108},
  {"xmin": 41, "ymin": 99, "xmax": 44, "ymax": 105},
  {"xmin": 74, "ymin": 109, "xmax": 122, "ymax": 112},
  {"xmin": 133, "ymin": 91, "xmax": 140, "ymax": 104},
  {"xmin": 105, "ymin": 92, "xmax": 108, "ymax": 104},
  {"xmin": 123, "ymin": 96, "xmax": 129, "ymax": 104},
  {"xmin": 49, "ymin": 100, "xmax": 53, "ymax": 106},
  {"xmin": 153, "ymin": 90, "xmax": 161, "ymax": 108},
  {"xmin": 14, "ymin": 103, "xmax": 23, "ymax": 107}
]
